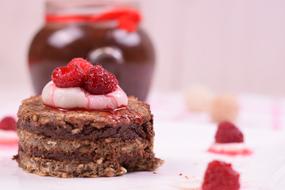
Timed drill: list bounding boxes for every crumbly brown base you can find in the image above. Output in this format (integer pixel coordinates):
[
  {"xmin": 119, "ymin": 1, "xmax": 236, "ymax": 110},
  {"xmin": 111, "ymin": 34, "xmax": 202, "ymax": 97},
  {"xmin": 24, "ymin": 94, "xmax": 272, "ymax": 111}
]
[
  {"xmin": 16, "ymin": 150, "xmax": 163, "ymax": 178},
  {"xmin": 17, "ymin": 151, "xmax": 127, "ymax": 177}
]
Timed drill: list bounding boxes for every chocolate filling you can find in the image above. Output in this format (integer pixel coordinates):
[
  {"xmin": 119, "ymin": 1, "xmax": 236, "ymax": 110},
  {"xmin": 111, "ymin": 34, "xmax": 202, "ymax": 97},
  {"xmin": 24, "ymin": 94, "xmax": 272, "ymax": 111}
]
[
  {"xmin": 18, "ymin": 145, "xmax": 154, "ymax": 165},
  {"xmin": 17, "ymin": 120, "xmax": 154, "ymax": 141}
]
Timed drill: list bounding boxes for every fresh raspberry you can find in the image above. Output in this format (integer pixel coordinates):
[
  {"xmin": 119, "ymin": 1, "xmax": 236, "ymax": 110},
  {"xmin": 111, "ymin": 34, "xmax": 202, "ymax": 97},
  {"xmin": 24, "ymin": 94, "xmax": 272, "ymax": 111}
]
[
  {"xmin": 84, "ymin": 65, "xmax": 118, "ymax": 95},
  {"xmin": 215, "ymin": 121, "xmax": 244, "ymax": 143},
  {"xmin": 202, "ymin": 160, "xmax": 240, "ymax": 190},
  {"xmin": 0, "ymin": 116, "xmax": 17, "ymax": 131},
  {"xmin": 52, "ymin": 64, "xmax": 84, "ymax": 88},
  {"xmin": 67, "ymin": 58, "xmax": 93, "ymax": 75}
]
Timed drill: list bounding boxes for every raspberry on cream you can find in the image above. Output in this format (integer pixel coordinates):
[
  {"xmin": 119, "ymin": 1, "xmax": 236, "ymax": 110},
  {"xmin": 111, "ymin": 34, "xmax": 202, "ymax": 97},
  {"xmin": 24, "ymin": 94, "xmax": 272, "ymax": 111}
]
[
  {"xmin": 208, "ymin": 121, "xmax": 252, "ymax": 156},
  {"xmin": 42, "ymin": 58, "xmax": 128, "ymax": 110},
  {"xmin": 42, "ymin": 81, "xmax": 128, "ymax": 110}
]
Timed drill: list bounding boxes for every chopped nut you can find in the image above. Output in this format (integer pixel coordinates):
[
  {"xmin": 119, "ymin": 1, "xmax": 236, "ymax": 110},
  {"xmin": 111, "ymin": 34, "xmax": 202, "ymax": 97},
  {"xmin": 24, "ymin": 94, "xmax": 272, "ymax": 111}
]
[
  {"xmin": 47, "ymin": 141, "xmax": 57, "ymax": 146},
  {"xmin": 77, "ymin": 164, "xmax": 84, "ymax": 170},
  {"xmin": 32, "ymin": 115, "xmax": 38, "ymax": 122},
  {"xmin": 39, "ymin": 117, "xmax": 49, "ymax": 125},
  {"xmin": 118, "ymin": 167, "xmax": 127, "ymax": 175},
  {"xmin": 104, "ymin": 167, "xmax": 115, "ymax": 177},
  {"xmin": 61, "ymin": 173, "xmax": 68, "ymax": 178},
  {"xmin": 71, "ymin": 128, "xmax": 81, "ymax": 134},
  {"xmin": 96, "ymin": 158, "xmax": 103, "ymax": 164}
]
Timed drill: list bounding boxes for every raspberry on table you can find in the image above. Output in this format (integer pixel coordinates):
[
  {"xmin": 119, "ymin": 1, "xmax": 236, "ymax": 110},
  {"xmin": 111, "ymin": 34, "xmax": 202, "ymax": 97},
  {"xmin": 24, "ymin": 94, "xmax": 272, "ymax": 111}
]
[
  {"xmin": 52, "ymin": 64, "xmax": 85, "ymax": 88},
  {"xmin": 83, "ymin": 65, "xmax": 118, "ymax": 95},
  {"xmin": 0, "ymin": 116, "xmax": 17, "ymax": 131},
  {"xmin": 202, "ymin": 160, "xmax": 240, "ymax": 190},
  {"xmin": 215, "ymin": 121, "xmax": 244, "ymax": 143}
]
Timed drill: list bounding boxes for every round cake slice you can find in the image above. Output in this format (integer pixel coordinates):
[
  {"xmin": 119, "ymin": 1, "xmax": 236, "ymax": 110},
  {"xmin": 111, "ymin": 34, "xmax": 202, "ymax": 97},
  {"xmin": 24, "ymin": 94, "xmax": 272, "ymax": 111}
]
[
  {"xmin": 16, "ymin": 96, "xmax": 162, "ymax": 177},
  {"xmin": 15, "ymin": 58, "xmax": 162, "ymax": 177}
]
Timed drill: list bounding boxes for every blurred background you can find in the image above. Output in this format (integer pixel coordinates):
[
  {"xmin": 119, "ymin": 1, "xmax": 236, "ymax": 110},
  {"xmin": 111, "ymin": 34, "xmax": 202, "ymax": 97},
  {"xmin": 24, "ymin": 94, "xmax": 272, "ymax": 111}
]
[{"xmin": 1, "ymin": 0, "xmax": 285, "ymax": 100}]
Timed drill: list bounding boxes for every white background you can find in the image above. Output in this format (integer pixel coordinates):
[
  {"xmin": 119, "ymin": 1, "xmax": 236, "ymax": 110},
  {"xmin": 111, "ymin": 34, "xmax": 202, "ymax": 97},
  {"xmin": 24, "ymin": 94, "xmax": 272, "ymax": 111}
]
[{"xmin": 1, "ymin": 0, "xmax": 285, "ymax": 98}]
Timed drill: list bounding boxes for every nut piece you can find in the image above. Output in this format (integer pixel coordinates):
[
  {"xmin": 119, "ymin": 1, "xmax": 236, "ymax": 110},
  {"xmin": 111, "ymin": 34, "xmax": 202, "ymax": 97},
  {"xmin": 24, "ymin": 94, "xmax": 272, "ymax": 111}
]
[
  {"xmin": 32, "ymin": 115, "xmax": 38, "ymax": 122},
  {"xmin": 96, "ymin": 158, "xmax": 103, "ymax": 164},
  {"xmin": 210, "ymin": 95, "xmax": 239, "ymax": 123},
  {"xmin": 118, "ymin": 167, "xmax": 127, "ymax": 175},
  {"xmin": 104, "ymin": 167, "xmax": 115, "ymax": 177},
  {"xmin": 71, "ymin": 128, "xmax": 81, "ymax": 134},
  {"xmin": 47, "ymin": 141, "xmax": 57, "ymax": 146}
]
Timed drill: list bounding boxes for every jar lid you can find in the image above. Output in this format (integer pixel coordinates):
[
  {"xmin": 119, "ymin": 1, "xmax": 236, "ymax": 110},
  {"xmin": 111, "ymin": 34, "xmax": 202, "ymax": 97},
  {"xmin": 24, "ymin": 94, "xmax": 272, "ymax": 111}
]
[
  {"xmin": 46, "ymin": 0, "xmax": 140, "ymax": 15},
  {"xmin": 45, "ymin": 0, "xmax": 142, "ymax": 32}
]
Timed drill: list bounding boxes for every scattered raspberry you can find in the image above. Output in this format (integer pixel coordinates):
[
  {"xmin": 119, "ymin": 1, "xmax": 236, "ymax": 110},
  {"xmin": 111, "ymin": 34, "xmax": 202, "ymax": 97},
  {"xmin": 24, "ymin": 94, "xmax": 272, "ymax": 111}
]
[
  {"xmin": 84, "ymin": 65, "xmax": 118, "ymax": 95},
  {"xmin": 0, "ymin": 116, "xmax": 17, "ymax": 131},
  {"xmin": 67, "ymin": 58, "xmax": 93, "ymax": 74},
  {"xmin": 215, "ymin": 121, "xmax": 244, "ymax": 143},
  {"xmin": 52, "ymin": 64, "xmax": 84, "ymax": 88},
  {"xmin": 202, "ymin": 160, "xmax": 240, "ymax": 190}
]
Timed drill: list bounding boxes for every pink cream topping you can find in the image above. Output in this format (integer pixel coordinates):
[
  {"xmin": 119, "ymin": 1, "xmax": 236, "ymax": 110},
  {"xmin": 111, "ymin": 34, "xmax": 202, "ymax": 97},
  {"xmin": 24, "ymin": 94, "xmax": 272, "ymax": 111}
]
[
  {"xmin": 208, "ymin": 143, "xmax": 252, "ymax": 156},
  {"xmin": 42, "ymin": 81, "xmax": 128, "ymax": 110}
]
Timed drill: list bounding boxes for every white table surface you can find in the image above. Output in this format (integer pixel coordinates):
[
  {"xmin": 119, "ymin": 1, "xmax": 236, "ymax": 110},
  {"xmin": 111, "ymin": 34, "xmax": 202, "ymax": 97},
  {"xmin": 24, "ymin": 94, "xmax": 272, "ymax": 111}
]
[{"xmin": 1, "ymin": 92, "xmax": 285, "ymax": 190}]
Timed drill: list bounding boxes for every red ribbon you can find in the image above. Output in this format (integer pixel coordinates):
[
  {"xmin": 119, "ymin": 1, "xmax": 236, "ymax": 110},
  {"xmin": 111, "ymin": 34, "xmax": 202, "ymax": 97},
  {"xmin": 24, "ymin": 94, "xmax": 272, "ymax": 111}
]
[{"xmin": 46, "ymin": 8, "xmax": 141, "ymax": 32}]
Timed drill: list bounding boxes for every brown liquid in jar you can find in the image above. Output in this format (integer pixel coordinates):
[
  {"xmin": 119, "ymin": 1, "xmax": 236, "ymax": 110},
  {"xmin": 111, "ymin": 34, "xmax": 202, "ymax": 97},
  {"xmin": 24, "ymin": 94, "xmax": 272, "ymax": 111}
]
[{"xmin": 28, "ymin": 6, "xmax": 155, "ymax": 101}]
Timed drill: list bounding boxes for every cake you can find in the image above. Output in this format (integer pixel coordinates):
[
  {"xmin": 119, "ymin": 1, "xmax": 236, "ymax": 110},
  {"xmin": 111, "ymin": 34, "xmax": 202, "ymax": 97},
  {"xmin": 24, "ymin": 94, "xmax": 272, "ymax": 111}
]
[
  {"xmin": 15, "ymin": 58, "xmax": 162, "ymax": 177},
  {"xmin": 208, "ymin": 121, "xmax": 251, "ymax": 156}
]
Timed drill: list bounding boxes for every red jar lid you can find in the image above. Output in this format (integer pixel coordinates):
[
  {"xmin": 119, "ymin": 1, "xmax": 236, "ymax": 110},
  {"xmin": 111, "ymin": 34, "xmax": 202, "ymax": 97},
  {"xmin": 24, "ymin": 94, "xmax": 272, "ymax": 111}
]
[{"xmin": 46, "ymin": 8, "xmax": 141, "ymax": 32}]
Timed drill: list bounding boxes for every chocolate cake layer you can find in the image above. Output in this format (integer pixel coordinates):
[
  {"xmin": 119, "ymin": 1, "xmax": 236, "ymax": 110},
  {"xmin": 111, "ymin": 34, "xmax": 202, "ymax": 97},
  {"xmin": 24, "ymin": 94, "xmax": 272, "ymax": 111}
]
[
  {"xmin": 17, "ymin": 151, "xmax": 127, "ymax": 177},
  {"xmin": 17, "ymin": 96, "xmax": 154, "ymax": 141},
  {"xmin": 18, "ymin": 129, "xmax": 154, "ymax": 164},
  {"xmin": 18, "ymin": 96, "xmax": 151, "ymax": 129},
  {"xmin": 17, "ymin": 120, "xmax": 153, "ymax": 141},
  {"xmin": 17, "ymin": 145, "xmax": 162, "ymax": 177}
]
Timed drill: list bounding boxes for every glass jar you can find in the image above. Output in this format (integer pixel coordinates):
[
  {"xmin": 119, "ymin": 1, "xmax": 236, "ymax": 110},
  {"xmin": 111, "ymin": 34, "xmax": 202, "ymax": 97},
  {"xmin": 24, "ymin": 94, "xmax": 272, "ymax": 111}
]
[{"xmin": 28, "ymin": 0, "xmax": 155, "ymax": 101}]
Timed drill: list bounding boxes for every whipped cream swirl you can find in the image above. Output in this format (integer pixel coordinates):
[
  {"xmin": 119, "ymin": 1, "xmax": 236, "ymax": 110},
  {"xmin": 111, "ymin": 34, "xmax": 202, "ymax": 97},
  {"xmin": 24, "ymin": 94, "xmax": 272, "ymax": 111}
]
[{"xmin": 42, "ymin": 81, "xmax": 128, "ymax": 110}]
